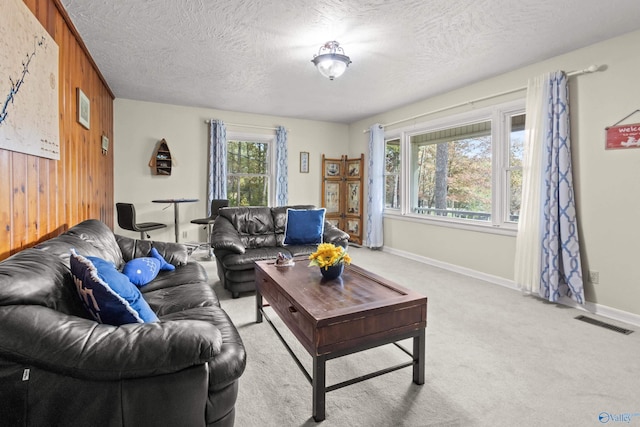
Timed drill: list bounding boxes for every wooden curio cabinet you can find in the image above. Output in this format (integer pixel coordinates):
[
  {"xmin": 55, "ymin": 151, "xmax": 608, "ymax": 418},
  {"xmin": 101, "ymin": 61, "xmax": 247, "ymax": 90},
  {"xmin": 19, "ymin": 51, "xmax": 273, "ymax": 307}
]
[
  {"xmin": 149, "ymin": 138, "xmax": 172, "ymax": 175},
  {"xmin": 321, "ymin": 154, "xmax": 364, "ymax": 245}
]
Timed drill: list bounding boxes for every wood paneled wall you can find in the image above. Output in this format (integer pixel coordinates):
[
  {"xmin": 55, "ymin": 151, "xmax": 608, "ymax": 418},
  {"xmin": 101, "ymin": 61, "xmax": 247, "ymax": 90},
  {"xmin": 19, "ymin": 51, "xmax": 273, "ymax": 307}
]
[{"xmin": 0, "ymin": 0, "xmax": 114, "ymax": 260}]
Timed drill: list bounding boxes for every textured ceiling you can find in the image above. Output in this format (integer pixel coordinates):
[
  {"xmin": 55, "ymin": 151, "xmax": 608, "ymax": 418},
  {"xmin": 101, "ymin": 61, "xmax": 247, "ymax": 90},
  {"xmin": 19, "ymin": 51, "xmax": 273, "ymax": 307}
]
[{"xmin": 60, "ymin": 0, "xmax": 640, "ymax": 124}]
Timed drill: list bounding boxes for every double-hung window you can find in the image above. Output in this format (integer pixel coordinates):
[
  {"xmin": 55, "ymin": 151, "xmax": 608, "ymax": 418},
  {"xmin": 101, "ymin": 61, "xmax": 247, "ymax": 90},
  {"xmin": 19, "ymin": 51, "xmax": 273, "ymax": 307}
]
[
  {"xmin": 226, "ymin": 135, "xmax": 274, "ymax": 206},
  {"xmin": 385, "ymin": 100, "xmax": 525, "ymax": 232}
]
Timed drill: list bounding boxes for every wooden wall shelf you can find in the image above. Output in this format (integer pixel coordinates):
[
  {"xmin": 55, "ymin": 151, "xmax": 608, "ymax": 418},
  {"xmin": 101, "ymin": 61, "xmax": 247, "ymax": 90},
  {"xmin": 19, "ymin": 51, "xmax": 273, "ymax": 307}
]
[{"xmin": 149, "ymin": 138, "xmax": 172, "ymax": 176}]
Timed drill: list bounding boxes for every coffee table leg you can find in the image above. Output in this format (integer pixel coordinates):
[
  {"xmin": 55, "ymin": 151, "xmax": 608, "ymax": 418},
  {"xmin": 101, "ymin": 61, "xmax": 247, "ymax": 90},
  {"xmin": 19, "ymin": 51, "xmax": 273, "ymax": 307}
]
[
  {"xmin": 312, "ymin": 354, "xmax": 326, "ymax": 422},
  {"xmin": 256, "ymin": 289, "xmax": 263, "ymax": 323},
  {"xmin": 413, "ymin": 328, "xmax": 425, "ymax": 385}
]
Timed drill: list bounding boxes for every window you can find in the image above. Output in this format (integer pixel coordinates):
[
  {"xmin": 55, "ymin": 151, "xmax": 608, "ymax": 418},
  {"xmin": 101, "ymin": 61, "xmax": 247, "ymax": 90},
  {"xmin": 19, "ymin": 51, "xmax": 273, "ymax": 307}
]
[
  {"xmin": 507, "ymin": 114, "xmax": 525, "ymax": 223},
  {"xmin": 410, "ymin": 120, "xmax": 493, "ymax": 221},
  {"xmin": 227, "ymin": 138, "xmax": 272, "ymax": 206},
  {"xmin": 388, "ymin": 101, "xmax": 524, "ymax": 231},
  {"xmin": 384, "ymin": 138, "xmax": 400, "ymax": 209}
]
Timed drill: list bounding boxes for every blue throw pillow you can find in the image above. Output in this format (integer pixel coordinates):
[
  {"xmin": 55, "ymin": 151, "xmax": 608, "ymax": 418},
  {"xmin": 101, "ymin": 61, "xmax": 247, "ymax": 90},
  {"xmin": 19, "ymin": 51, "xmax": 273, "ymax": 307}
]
[
  {"xmin": 69, "ymin": 250, "xmax": 158, "ymax": 325},
  {"xmin": 122, "ymin": 258, "xmax": 160, "ymax": 286},
  {"xmin": 283, "ymin": 208, "xmax": 326, "ymax": 245},
  {"xmin": 122, "ymin": 247, "xmax": 176, "ymax": 287}
]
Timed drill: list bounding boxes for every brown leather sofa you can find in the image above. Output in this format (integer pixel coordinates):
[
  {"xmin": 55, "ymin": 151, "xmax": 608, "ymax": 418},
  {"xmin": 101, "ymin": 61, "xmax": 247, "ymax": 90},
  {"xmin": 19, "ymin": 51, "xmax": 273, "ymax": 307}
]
[
  {"xmin": 211, "ymin": 205, "xmax": 349, "ymax": 298},
  {"xmin": 0, "ymin": 219, "xmax": 246, "ymax": 427}
]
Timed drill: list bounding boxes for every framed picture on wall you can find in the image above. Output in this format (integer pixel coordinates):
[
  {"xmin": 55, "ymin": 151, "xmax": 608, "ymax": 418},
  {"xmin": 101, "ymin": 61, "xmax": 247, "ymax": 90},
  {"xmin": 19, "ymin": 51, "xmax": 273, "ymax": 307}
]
[
  {"xmin": 77, "ymin": 88, "xmax": 90, "ymax": 129},
  {"xmin": 300, "ymin": 152, "xmax": 309, "ymax": 173}
]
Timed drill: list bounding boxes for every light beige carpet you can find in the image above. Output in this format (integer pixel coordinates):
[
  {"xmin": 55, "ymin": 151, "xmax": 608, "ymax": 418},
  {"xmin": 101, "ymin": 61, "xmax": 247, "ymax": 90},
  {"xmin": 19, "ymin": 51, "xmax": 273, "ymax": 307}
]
[{"xmin": 193, "ymin": 247, "xmax": 640, "ymax": 427}]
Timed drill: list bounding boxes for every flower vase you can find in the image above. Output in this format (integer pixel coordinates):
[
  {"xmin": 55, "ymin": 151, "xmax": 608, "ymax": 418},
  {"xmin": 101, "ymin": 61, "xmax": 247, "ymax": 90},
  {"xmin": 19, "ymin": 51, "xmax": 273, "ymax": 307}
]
[{"xmin": 320, "ymin": 263, "xmax": 344, "ymax": 280}]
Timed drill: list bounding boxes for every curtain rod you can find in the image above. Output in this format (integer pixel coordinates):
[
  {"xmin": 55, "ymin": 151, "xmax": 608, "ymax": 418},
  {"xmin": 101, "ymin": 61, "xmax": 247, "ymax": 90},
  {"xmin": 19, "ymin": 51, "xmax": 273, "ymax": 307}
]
[
  {"xmin": 363, "ymin": 65, "xmax": 601, "ymax": 133},
  {"xmin": 204, "ymin": 120, "xmax": 290, "ymax": 132}
]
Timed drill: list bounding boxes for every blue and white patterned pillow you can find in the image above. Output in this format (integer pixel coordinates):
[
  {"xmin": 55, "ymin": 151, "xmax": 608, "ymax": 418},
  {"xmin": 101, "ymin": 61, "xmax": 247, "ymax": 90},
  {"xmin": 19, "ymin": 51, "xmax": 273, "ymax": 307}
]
[{"xmin": 69, "ymin": 250, "xmax": 158, "ymax": 325}]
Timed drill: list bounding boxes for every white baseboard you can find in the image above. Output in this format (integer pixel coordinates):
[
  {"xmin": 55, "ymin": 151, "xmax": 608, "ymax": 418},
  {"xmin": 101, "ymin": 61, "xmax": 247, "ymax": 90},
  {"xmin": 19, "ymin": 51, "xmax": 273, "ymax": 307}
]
[{"xmin": 382, "ymin": 246, "xmax": 640, "ymax": 328}]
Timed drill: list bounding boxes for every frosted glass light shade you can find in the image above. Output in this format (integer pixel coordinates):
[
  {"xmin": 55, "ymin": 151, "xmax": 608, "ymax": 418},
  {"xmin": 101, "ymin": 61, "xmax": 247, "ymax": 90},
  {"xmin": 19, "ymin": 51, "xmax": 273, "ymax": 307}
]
[
  {"xmin": 311, "ymin": 41, "xmax": 352, "ymax": 80},
  {"xmin": 314, "ymin": 54, "xmax": 350, "ymax": 80}
]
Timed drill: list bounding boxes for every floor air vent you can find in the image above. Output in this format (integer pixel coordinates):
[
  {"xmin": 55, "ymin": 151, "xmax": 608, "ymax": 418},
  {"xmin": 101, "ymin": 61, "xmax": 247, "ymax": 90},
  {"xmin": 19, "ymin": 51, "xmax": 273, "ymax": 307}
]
[{"xmin": 575, "ymin": 315, "xmax": 634, "ymax": 335}]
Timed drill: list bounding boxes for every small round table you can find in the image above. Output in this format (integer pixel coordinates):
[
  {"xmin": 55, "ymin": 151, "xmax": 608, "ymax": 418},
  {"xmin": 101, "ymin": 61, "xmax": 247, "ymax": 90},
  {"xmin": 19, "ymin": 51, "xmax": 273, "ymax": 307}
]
[{"xmin": 152, "ymin": 198, "xmax": 199, "ymax": 242}]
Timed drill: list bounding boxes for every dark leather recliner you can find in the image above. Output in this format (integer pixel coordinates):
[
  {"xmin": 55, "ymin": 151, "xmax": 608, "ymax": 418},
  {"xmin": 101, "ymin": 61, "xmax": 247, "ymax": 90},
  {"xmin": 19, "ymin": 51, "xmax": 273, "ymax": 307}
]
[
  {"xmin": 0, "ymin": 219, "xmax": 246, "ymax": 427},
  {"xmin": 211, "ymin": 205, "xmax": 349, "ymax": 298}
]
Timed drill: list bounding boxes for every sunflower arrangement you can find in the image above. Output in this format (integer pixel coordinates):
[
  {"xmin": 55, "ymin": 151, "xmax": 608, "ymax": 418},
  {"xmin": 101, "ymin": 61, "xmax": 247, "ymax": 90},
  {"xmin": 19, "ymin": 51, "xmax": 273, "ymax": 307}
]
[{"xmin": 308, "ymin": 243, "xmax": 351, "ymax": 270}]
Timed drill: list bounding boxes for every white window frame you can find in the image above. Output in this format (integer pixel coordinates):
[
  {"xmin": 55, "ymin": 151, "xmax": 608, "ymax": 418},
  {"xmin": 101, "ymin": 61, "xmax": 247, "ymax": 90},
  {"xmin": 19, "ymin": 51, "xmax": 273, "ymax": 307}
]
[
  {"xmin": 384, "ymin": 99, "xmax": 525, "ymax": 236},
  {"xmin": 384, "ymin": 136, "xmax": 402, "ymax": 211},
  {"xmin": 226, "ymin": 131, "xmax": 276, "ymax": 207},
  {"xmin": 502, "ymin": 109, "xmax": 526, "ymax": 226}
]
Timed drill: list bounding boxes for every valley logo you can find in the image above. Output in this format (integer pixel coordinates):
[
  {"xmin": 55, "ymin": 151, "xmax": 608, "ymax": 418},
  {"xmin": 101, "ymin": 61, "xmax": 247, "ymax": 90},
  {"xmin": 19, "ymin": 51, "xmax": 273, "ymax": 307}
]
[{"xmin": 599, "ymin": 411, "xmax": 640, "ymax": 424}]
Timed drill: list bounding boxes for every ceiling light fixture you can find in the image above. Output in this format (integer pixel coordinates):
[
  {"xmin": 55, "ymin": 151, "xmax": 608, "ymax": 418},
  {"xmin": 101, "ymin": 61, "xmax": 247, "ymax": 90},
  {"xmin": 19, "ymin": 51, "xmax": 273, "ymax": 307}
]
[{"xmin": 311, "ymin": 41, "xmax": 352, "ymax": 80}]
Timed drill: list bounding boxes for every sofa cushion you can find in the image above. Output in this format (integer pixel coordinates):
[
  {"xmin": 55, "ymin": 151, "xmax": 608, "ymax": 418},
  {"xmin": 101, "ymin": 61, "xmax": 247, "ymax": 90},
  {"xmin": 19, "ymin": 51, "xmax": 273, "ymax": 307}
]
[
  {"xmin": 116, "ymin": 236, "xmax": 189, "ymax": 267},
  {"xmin": 0, "ymin": 249, "xmax": 88, "ymax": 317},
  {"xmin": 221, "ymin": 247, "xmax": 288, "ymax": 270},
  {"xmin": 70, "ymin": 250, "xmax": 158, "ymax": 325},
  {"xmin": 145, "ymin": 282, "xmax": 220, "ymax": 317},
  {"xmin": 281, "ymin": 244, "xmax": 320, "ymax": 257},
  {"xmin": 140, "ymin": 262, "xmax": 209, "ymax": 293},
  {"xmin": 64, "ymin": 219, "xmax": 126, "ymax": 267},
  {"xmin": 218, "ymin": 207, "xmax": 276, "ymax": 248},
  {"xmin": 283, "ymin": 208, "xmax": 326, "ymax": 245},
  {"xmin": 271, "ymin": 205, "xmax": 315, "ymax": 234}
]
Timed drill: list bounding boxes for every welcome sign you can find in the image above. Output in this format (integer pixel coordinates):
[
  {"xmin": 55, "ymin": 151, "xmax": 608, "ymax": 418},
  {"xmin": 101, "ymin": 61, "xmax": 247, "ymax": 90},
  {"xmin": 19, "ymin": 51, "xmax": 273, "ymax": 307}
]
[{"xmin": 606, "ymin": 123, "xmax": 640, "ymax": 150}]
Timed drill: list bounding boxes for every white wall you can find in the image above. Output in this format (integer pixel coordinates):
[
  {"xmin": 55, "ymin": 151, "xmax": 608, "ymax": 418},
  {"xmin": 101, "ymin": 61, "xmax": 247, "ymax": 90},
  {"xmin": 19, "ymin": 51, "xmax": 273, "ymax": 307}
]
[
  {"xmin": 114, "ymin": 100, "xmax": 349, "ymax": 244},
  {"xmin": 348, "ymin": 29, "xmax": 640, "ymax": 317},
  {"xmin": 114, "ymin": 29, "xmax": 640, "ymax": 318}
]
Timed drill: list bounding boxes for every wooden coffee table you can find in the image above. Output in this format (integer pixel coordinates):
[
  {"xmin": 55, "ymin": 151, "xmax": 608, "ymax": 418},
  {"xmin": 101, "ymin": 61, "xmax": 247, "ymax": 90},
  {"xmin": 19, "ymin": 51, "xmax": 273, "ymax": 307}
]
[{"xmin": 255, "ymin": 258, "xmax": 427, "ymax": 422}]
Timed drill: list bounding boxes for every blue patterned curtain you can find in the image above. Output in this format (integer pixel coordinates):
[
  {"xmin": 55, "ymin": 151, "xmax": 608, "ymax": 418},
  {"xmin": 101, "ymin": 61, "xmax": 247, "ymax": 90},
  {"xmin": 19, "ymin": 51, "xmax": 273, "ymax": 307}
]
[
  {"xmin": 207, "ymin": 120, "xmax": 227, "ymax": 214},
  {"xmin": 275, "ymin": 126, "xmax": 288, "ymax": 206},
  {"xmin": 365, "ymin": 124, "xmax": 384, "ymax": 248},
  {"xmin": 514, "ymin": 72, "xmax": 584, "ymax": 304}
]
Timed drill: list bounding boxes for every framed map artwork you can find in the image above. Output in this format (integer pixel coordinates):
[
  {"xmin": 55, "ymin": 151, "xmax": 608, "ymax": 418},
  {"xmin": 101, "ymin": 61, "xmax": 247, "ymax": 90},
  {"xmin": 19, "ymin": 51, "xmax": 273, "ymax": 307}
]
[{"xmin": 0, "ymin": 0, "xmax": 60, "ymax": 160}]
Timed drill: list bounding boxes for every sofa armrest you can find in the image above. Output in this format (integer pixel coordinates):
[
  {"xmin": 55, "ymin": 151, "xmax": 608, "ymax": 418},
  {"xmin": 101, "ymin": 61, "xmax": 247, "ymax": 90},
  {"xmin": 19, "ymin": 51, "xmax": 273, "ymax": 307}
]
[
  {"xmin": 0, "ymin": 305, "xmax": 221, "ymax": 380},
  {"xmin": 116, "ymin": 235, "xmax": 189, "ymax": 267},
  {"xmin": 323, "ymin": 221, "xmax": 350, "ymax": 247},
  {"xmin": 211, "ymin": 217, "xmax": 245, "ymax": 254}
]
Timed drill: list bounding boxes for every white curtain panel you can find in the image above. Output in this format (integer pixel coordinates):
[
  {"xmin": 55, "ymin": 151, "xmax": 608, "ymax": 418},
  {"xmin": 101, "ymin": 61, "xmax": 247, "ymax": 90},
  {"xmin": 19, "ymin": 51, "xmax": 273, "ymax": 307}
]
[
  {"xmin": 514, "ymin": 72, "xmax": 584, "ymax": 304},
  {"xmin": 207, "ymin": 120, "xmax": 227, "ymax": 213},
  {"xmin": 365, "ymin": 124, "xmax": 384, "ymax": 248},
  {"xmin": 514, "ymin": 75, "xmax": 546, "ymax": 294},
  {"xmin": 275, "ymin": 126, "xmax": 288, "ymax": 206}
]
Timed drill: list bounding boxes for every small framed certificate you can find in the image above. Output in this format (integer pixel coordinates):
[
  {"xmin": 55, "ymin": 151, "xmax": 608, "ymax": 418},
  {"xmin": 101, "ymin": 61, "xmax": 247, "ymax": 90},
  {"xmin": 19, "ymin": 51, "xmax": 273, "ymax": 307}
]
[
  {"xmin": 77, "ymin": 88, "xmax": 90, "ymax": 129},
  {"xmin": 300, "ymin": 151, "xmax": 309, "ymax": 173}
]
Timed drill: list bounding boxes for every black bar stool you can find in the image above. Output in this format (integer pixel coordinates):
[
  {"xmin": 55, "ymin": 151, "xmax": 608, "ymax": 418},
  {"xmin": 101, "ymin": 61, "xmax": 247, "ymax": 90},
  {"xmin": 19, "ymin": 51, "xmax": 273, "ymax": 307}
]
[
  {"xmin": 116, "ymin": 202, "xmax": 167, "ymax": 240},
  {"xmin": 191, "ymin": 199, "xmax": 228, "ymax": 256}
]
